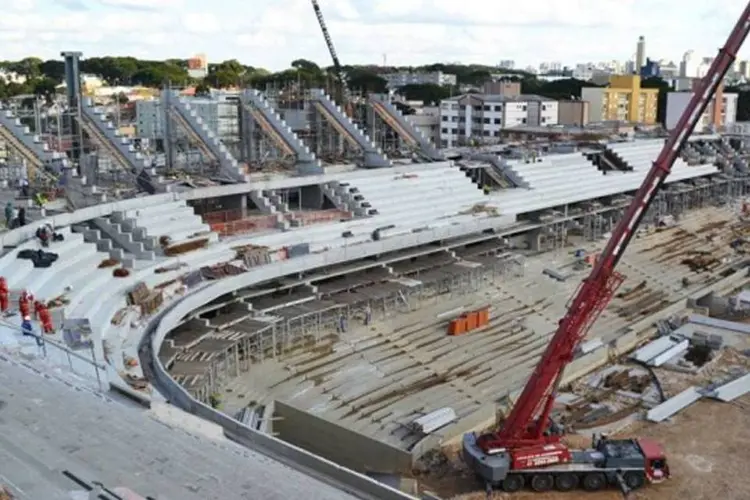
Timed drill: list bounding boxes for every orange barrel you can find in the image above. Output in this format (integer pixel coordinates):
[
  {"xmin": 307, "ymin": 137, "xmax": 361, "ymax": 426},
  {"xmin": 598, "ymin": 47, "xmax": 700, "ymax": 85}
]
[{"xmin": 465, "ymin": 311, "xmax": 479, "ymax": 332}]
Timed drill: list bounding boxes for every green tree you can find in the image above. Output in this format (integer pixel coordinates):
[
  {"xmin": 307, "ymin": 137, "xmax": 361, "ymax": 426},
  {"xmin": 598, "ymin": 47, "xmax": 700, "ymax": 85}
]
[
  {"xmin": 347, "ymin": 69, "xmax": 387, "ymax": 93},
  {"xmin": 39, "ymin": 60, "xmax": 65, "ymax": 81},
  {"xmin": 726, "ymin": 86, "xmax": 750, "ymax": 121},
  {"xmin": 397, "ymin": 83, "xmax": 452, "ymax": 104},
  {"xmin": 195, "ymin": 82, "xmax": 211, "ymax": 96},
  {"xmin": 9, "ymin": 57, "xmax": 42, "ymax": 79}
]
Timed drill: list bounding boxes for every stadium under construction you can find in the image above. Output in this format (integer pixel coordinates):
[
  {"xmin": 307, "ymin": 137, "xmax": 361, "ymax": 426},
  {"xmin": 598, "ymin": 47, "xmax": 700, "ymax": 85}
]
[{"xmin": 3, "ymin": 51, "xmax": 750, "ymax": 499}]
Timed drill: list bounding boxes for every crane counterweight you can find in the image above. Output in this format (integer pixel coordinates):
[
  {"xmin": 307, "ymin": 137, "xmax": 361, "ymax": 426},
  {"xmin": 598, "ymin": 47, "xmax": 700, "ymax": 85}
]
[{"xmin": 464, "ymin": 1, "xmax": 750, "ymax": 493}]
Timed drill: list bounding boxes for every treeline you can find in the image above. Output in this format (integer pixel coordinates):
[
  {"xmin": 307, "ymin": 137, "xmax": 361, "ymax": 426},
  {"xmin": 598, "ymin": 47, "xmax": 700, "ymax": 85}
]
[
  {"xmin": 0, "ymin": 56, "xmax": 581, "ymax": 102},
  {"xmin": 8, "ymin": 56, "xmax": 747, "ymax": 123}
]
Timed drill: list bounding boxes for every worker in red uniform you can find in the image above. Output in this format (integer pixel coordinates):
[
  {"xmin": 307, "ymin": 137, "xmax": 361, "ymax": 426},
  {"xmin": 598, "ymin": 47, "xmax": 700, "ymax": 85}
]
[
  {"xmin": 19, "ymin": 290, "xmax": 30, "ymax": 318},
  {"xmin": 0, "ymin": 277, "xmax": 8, "ymax": 312},
  {"xmin": 36, "ymin": 302, "xmax": 53, "ymax": 334}
]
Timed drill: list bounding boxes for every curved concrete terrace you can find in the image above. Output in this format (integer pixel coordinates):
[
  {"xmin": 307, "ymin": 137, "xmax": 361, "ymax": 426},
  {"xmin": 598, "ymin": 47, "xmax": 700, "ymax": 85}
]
[{"xmin": 0, "ymin": 146, "xmax": 732, "ymax": 497}]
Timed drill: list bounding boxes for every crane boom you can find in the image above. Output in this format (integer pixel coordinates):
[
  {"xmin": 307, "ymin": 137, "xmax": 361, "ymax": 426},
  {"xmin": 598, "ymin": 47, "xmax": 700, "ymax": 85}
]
[
  {"xmin": 479, "ymin": 3, "xmax": 750, "ymax": 452},
  {"xmin": 311, "ymin": 0, "xmax": 351, "ymax": 104}
]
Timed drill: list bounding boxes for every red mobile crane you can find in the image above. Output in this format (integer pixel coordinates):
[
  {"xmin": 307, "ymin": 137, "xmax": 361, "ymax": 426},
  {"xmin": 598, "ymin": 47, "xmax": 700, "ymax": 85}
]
[{"xmin": 463, "ymin": 3, "xmax": 750, "ymax": 494}]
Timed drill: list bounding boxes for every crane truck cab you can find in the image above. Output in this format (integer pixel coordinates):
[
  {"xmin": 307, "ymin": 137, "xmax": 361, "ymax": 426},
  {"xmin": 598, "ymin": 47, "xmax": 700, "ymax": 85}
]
[{"xmin": 462, "ymin": 432, "xmax": 670, "ymax": 493}]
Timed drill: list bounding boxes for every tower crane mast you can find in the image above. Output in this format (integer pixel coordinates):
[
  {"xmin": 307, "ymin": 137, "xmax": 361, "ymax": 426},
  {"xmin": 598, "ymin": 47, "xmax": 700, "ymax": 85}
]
[
  {"xmin": 311, "ymin": 0, "xmax": 352, "ymax": 114},
  {"xmin": 464, "ymin": 2, "xmax": 750, "ymax": 493}
]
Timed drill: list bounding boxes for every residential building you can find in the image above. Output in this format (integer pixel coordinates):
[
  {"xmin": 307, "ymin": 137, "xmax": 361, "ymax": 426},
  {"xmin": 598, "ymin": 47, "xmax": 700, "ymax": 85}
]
[
  {"xmin": 482, "ymin": 81, "xmax": 521, "ymax": 96},
  {"xmin": 438, "ymin": 94, "xmax": 558, "ymax": 147},
  {"xmin": 382, "ymin": 71, "xmax": 457, "ymax": 89},
  {"xmin": 580, "ymin": 75, "xmax": 659, "ymax": 124},
  {"xmin": 405, "ymin": 106, "xmax": 440, "ymax": 145},
  {"xmin": 636, "ymin": 36, "xmax": 646, "ymax": 73},
  {"xmin": 665, "ymin": 83, "xmax": 738, "ymax": 131},
  {"xmin": 187, "ymin": 53, "xmax": 208, "ymax": 79},
  {"xmin": 557, "ymin": 100, "xmax": 590, "ymax": 126}
]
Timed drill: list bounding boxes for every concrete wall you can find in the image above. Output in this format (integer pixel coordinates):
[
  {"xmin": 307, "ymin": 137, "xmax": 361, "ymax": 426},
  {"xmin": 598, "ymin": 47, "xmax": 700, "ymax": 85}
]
[{"xmin": 274, "ymin": 401, "xmax": 413, "ymax": 474}]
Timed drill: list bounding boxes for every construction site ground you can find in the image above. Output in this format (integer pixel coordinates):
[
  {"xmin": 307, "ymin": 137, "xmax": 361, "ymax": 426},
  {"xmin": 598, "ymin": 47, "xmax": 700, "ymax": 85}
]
[{"xmin": 419, "ymin": 334, "xmax": 750, "ymax": 500}]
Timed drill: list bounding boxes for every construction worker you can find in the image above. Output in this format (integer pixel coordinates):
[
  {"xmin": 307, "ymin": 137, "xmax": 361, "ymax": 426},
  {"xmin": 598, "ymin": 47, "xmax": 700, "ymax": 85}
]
[
  {"xmin": 337, "ymin": 312, "xmax": 347, "ymax": 333},
  {"xmin": 0, "ymin": 277, "xmax": 8, "ymax": 312},
  {"xmin": 21, "ymin": 315, "xmax": 42, "ymax": 347},
  {"xmin": 17, "ymin": 207, "xmax": 26, "ymax": 227},
  {"xmin": 364, "ymin": 304, "xmax": 372, "ymax": 326},
  {"xmin": 4, "ymin": 201, "xmax": 13, "ymax": 228},
  {"xmin": 19, "ymin": 291, "xmax": 30, "ymax": 318}
]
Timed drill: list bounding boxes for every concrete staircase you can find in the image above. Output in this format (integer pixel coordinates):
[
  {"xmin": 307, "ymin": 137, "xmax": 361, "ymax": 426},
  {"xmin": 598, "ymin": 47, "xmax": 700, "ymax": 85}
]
[
  {"xmin": 165, "ymin": 91, "xmax": 247, "ymax": 182},
  {"xmin": 80, "ymin": 98, "xmax": 152, "ymax": 175},
  {"xmin": 84, "ymin": 217, "xmax": 157, "ymax": 267},
  {"xmin": 249, "ymin": 190, "xmax": 288, "ymax": 230},
  {"xmin": 241, "ymin": 90, "xmax": 322, "ymax": 174},
  {"xmin": 469, "ymin": 154, "xmax": 529, "ymax": 188},
  {"xmin": 83, "ymin": 201, "xmax": 217, "ymax": 264},
  {"xmin": 368, "ymin": 94, "xmax": 443, "ymax": 161},
  {"xmin": 309, "ymin": 89, "xmax": 392, "ymax": 169},
  {"xmin": 0, "ymin": 103, "xmax": 68, "ymax": 180},
  {"xmin": 321, "ymin": 180, "xmax": 375, "ymax": 217}
]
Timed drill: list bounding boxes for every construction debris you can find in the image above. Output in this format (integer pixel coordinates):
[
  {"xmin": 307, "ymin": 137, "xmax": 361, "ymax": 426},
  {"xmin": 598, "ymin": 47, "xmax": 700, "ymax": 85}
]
[
  {"xmin": 98, "ymin": 258, "xmax": 119, "ymax": 268},
  {"xmin": 163, "ymin": 238, "xmax": 210, "ymax": 256}
]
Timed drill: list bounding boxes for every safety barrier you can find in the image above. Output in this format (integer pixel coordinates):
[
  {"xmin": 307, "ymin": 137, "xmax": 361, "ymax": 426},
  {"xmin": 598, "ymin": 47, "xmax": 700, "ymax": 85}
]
[
  {"xmin": 210, "ymin": 214, "xmax": 279, "ymax": 236},
  {"xmin": 296, "ymin": 209, "xmax": 352, "ymax": 225}
]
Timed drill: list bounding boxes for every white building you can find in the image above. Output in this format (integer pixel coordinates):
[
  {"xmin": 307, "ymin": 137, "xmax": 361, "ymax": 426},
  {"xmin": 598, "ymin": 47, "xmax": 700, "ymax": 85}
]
[
  {"xmin": 665, "ymin": 91, "xmax": 738, "ymax": 131},
  {"xmin": 136, "ymin": 90, "xmax": 240, "ymax": 142},
  {"xmin": 382, "ymin": 71, "xmax": 457, "ymax": 89},
  {"xmin": 439, "ymin": 94, "xmax": 558, "ymax": 147}
]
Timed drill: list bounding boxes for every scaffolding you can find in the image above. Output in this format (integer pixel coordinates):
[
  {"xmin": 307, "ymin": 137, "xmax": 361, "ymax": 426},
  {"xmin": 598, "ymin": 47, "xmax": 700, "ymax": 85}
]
[{"xmin": 165, "ymin": 255, "xmax": 524, "ymax": 403}]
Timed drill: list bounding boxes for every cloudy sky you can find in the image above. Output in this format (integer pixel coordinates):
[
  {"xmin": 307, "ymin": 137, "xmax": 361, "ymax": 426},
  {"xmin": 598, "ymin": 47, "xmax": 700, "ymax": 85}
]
[{"xmin": 1, "ymin": 0, "xmax": 747, "ymax": 70}]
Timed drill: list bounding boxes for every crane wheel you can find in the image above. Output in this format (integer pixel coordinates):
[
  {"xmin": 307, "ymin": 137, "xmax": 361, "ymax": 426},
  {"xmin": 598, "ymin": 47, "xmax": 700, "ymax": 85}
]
[
  {"xmin": 624, "ymin": 471, "xmax": 645, "ymax": 490},
  {"xmin": 530, "ymin": 474, "xmax": 554, "ymax": 492},
  {"xmin": 500, "ymin": 475, "xmax": 524, "ymax": 492},
  {"xmin": 582, "ymin": 472, "xmax": 606, "ymax": 491},
  {"xmin": 554, "ymin": 473, "xmax": 578, "ymax": 491}
]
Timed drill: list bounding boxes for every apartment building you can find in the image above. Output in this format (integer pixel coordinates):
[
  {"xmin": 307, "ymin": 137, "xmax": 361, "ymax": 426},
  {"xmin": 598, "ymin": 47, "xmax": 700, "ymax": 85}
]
[
  {"xmin": 382, "ymin": 71, "xmax": 457, "ymax": 89},
  {"xmin": 581, "ymin": 75, "xmax": 659, "ymax": 124},
  {"xmin": 557, "ymin": 100, "xmax": 590, "ymax": 126},
  {"xmin": 665, "ymin": 89, "xmax": 738, "ymax": 131},
  {"xmin": 439, "ymin": 94, "xmax": 558, "ymax": 147}
]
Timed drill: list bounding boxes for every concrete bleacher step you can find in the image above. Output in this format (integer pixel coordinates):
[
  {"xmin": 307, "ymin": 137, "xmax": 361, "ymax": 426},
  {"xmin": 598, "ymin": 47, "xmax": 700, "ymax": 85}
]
[
  {"xmin": 91, "ymin": 217, "xmax": 156, "ymax": 262},
  {"xmin": 25, "ymin": 238, "xmax": 99, "ymax": 298}
]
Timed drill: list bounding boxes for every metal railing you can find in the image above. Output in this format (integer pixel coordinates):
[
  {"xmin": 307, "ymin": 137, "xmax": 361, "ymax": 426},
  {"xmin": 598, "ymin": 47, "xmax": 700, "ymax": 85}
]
[{"xmin": 0, "ymin": 318, "xmax": 106, "ymax": 390}]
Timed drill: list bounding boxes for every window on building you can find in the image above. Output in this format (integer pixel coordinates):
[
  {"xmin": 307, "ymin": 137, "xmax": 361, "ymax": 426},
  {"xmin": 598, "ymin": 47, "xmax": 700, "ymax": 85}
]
[
  {"xmin": 459, "ymin": 105, "xmax": 466, "ymax": 110},
  {"xmin": 473, "ymin": 106, "xmax": 481, "ymax": 111},
  {"xmin": 522, "ymin": 118, "xmax": 527, "ymax": 124},
  {"xmin": 541, "ymin": 117, "xmax": 546, "ymax": 123},
  {"xmin": 483, "ymin": 118, "xmax": 490, "ymax": 124},
  {"xmin": 441, "ymin": 128, "xmax": 448, "ymax": 133},
  {"xmin": 483, "ymin": 105, "xmax": 491, "ymax": 111},
  {"xmin": 483, "ymin": 130, "xmax": 490, "ymax": 136},
  {"xmin": 442, "ymin": 116, "xmax": 448, "ymax": 121},
  {"xmin": 494, "ymin": 131, "xmax": 501, "ymax": 137},
  {"xmin": 522, "ymin": 105, "xmax": 527, "ymax": 111},
  {"xmin": 542, "ymin": 105, "xmax": 547, "ymax": 111},
  {"xmin": 494, "ymin": 118, "xmax": 501, "ymax": 124},
  {"xmin": 494, "ymin": 105, "xmax": 502, "ymax": 111}
]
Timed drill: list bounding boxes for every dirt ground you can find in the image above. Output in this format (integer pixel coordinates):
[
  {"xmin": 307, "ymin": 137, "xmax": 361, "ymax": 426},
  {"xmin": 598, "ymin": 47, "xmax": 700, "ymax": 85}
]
[{"xmin": 418, "ymin": 351, "xmax": 750, "ymax": 500}]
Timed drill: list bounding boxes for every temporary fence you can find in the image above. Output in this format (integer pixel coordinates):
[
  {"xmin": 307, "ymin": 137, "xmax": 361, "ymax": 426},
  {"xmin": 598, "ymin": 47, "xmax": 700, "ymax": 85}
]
[
  {"xmin": 205, "ymin": 209, "xmax": 353, "ymax": 238},
  {"xmin": 295, "ymin": 210, "xmax": 352, "ymax": 225},
  {"xmin": 210, "ymin": 215, "xmax": 279, "ymax": 237}
]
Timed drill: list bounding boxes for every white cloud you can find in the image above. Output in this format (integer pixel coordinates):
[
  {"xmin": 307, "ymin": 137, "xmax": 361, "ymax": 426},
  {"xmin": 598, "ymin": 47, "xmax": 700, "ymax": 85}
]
[
  {"xmin": 96, "ymin": 0, "xmax": 183, "ymax": 8},
  {"xmin": 3, "ymin": 0, "xmax": 750, "ymax": 72}
]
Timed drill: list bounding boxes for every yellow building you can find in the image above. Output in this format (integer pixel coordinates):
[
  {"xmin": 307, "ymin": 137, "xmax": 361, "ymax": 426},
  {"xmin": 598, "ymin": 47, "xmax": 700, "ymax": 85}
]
[{"xmin": 581, "ymin": 75, "xmax": 659, "ymax": 124}]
